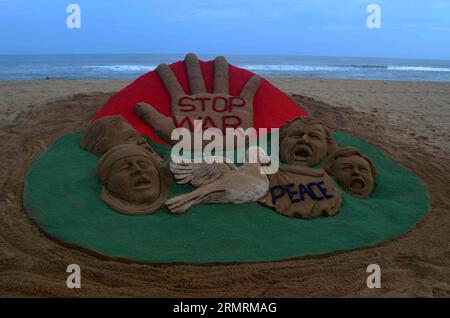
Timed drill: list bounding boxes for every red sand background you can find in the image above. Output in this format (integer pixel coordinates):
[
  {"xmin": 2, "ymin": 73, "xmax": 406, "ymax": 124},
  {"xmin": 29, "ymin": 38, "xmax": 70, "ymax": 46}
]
[{"xmin": 94, "ymin": 60, "xmax": 308, "ymax": 143}]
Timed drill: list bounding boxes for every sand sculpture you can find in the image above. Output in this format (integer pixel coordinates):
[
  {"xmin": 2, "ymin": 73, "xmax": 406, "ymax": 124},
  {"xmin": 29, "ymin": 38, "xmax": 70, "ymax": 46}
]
[
  {"xmin": 80, "ymin": 115, "xmax": 158, "ymax": 158},
  {"xmin": 323, "ymin": 147, "xmax": 376, "ymax": 198},
  {"xmin": 258, "ymin": 167, "xmax": 342, "ymax": 219},
  {"xmin": 279, "ymin": 116, "xmax": 337, "ymax": 166},
  {"xmin": 166, "ymin": 148, "xmax": 271, "ymax": 214},
  {"xmin": 96, "ymin": 143, "xmax": 170, "ymax": 215},
  {"xmin": 134, "ymin": 53, "xmax": 262, "ymax": 148},
  {"xmin": 83, "ymin": 55, "xmax": 372, "ymax": 216}
]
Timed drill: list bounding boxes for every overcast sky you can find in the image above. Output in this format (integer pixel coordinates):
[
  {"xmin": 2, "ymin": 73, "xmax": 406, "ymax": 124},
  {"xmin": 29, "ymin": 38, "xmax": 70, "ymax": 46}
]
[{"xmin": 0, "ymin": 0, "xmax": 449, "ymax": 59}]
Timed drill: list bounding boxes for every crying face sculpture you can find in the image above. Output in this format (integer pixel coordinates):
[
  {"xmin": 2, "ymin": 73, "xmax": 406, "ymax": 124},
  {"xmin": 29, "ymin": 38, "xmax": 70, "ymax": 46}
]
[
  {"xmin": 279, "ymin": 116, "xmax": 337, "ymax": 166},
  {"xmin": 96, "ymin": 144, "xmax": 169, "ymax": 215},
  {"xmin": 80, "ymin": 115, "xmax": 153, "ymax": 156},
  {"xmin": 323, "ymin": 147, "xmax": 376, "ymax": 198}
]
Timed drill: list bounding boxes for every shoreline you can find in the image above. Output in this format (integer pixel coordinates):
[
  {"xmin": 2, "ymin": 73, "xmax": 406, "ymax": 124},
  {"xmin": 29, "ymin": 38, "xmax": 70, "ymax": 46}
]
[{"xmin": 2, "ymin": 77, "xmax": 449, "ymax": 83}]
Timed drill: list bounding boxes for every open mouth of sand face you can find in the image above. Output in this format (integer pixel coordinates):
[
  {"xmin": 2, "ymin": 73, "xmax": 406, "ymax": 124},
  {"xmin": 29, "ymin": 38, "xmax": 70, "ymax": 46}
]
[
  {"xmin": 132, "ymin": 177, "xmax": 152, "ymax": 190},
  {"xmin": 293, "ymin": 144, "xmax": 312, "ymax": 161},
  {"xmin": 349, "ymin": 177, "xmax": 366, "ymax": 194}
]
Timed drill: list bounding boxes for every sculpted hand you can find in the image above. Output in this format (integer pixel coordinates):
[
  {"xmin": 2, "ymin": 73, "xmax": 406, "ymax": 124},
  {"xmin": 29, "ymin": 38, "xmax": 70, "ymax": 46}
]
[{"xmin": 135, "ymin": 53, "xmax": 262, "ymax": 145}]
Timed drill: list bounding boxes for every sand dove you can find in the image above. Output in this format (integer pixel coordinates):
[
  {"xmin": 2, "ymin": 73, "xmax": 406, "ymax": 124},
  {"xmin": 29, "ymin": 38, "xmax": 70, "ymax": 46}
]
[
  {"xmin": 170, "ymin": 157, "xmax": 236, "ymax": 188},
  {"xmin": 166, "ymin": 147, "xmax": 271, "ymax": 214}
]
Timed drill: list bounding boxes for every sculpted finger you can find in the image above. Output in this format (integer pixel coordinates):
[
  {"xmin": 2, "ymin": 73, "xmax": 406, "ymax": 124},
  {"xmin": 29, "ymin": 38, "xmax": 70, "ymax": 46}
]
[
  {"xmin": 240, "ymin": 75, "xmax": 262, "ymax": 102},
  {"xmin": 185, "ymin": 53, "xmax": 206, "ymax": 94},
  {"xmin": 135, "ymin": 102, "xmax": 176, "ymax": 144},
  {"xmin": 156, "ymin": 63, "xmax": 184, "ymax": 100},
  {"xmin": 213, "ymin": 56, "xmax": 229, "ymax": 94}
]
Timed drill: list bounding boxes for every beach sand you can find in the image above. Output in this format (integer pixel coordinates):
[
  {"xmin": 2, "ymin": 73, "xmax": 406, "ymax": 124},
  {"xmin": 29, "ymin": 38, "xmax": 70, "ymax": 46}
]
[{"xmin": 0, "ymin": 78, "xmax": 449, "ymax": 297}]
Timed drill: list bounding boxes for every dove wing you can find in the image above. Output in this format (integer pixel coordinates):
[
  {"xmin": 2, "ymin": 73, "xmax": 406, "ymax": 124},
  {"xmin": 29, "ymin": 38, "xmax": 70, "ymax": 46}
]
[{"xmin": 170, "ymin": 158, "xmax": 236, "ymax": 187}]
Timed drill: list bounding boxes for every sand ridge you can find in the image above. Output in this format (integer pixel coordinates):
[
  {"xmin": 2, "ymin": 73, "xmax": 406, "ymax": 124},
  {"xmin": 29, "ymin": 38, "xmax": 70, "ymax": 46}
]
[{"xmin": 0, "ymin": 79, "xmax": 449, "ymax": 297}]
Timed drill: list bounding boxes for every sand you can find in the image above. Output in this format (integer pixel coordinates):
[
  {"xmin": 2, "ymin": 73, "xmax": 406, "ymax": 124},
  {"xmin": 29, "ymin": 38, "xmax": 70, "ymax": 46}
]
[{"xmin": 0, "ymin": 78, "xmax": 449, "ymax": 297}]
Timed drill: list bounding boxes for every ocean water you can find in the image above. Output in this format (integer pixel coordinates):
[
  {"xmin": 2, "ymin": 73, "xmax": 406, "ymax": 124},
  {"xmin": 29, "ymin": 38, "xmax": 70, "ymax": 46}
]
[{"xmin": 0, "ymin": 54, "xmax": 450, "ymax": 82}]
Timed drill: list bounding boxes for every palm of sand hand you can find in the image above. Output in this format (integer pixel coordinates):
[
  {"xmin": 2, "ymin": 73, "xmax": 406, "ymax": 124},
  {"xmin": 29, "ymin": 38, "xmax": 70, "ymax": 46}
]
[
  {"xmin": 135, "ymin": 53, "xmax": 262, "ymax": 144},
  {"xmin": 173, "ymin": 93, "xmax": 252, "ymax": 131}
]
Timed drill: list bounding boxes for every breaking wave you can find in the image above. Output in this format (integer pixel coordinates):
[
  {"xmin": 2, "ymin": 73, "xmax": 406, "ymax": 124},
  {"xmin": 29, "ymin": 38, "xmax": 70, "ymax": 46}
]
[
  {"xmin": 387, "ymin": 66, "xmax": 450, "ymax": 72},
  {"xmin": 83, "ymin": 65, "xmax": 157, "ymax": 72},
  {"xmin": 241, "ymin": 64, "xmax": 450, "ymax": 73}
]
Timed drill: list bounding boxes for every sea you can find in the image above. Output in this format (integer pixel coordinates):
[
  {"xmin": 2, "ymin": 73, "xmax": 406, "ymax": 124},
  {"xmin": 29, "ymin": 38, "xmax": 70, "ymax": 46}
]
[{"xmin": 1, "ymin": 54, "xmax": 449, "ymax": 82}]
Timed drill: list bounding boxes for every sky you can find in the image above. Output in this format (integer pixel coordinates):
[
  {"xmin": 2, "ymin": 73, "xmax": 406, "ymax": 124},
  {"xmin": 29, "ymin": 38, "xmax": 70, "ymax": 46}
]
[{"xmin": 0, "ymin": 0, "xmax": 449, "ymax": 59}]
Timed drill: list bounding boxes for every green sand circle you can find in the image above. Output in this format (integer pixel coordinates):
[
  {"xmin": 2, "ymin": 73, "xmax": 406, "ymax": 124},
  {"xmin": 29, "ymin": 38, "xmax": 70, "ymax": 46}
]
[{"xmin": 24, "ymin": 132, "xmax": 429, "ymax": 264}]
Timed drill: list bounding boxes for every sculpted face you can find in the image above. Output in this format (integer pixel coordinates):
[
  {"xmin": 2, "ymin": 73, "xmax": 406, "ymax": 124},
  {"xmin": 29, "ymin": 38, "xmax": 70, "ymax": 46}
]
[
  {"xmin": 332, "ymin": 155, "xmax": 374, "ymax": 198},
  {"xmin": 323, "ymin": 148, "xmax": 376, "ymax": 198},
  {"xmin": 81, "ymin": 116, "xmax": 149, "ymax": 156},
  {"xmin": 108, "ymin": 119, "xmax": 148, "ymax": 148},
  {"xmin": 106, "ymin": 155, "xmax": 160, "ymax": 204},
  {"xmin": 280, "ymin": 118, "xmax": 334, "ymax": 166},
  {"xmin": 96, "ymin": 144, "xmax": 169, "ymax": 215}
]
